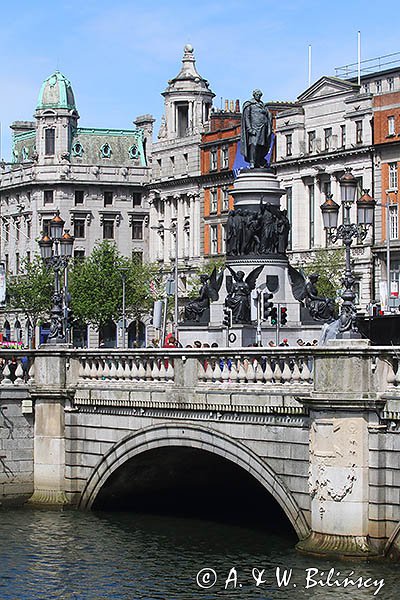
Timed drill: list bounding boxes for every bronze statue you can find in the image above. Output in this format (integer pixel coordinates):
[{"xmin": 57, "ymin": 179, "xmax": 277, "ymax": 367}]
[
  {"xmin": 288, "ymin": 267, "xmax": 336, "ymax": 323},
  {"xmin": 184, "ymin": 268, "xmax": 223, "ymax": 323},
  {"xmin": 225, "ymin": 265, "xmax": 263, "ymax": 323},
  {"xmin": 241, "ymin": 89, "xmax": 272, "ymax": 168}
]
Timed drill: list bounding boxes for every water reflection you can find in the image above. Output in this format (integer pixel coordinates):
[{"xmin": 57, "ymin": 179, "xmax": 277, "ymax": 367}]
[{"xmin": 0, "ymin": 508, "xmax": 397, "ymax": 599}]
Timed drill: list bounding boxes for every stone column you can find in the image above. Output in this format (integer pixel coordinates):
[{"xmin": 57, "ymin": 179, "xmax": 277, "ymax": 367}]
[
  {"xmin": 297, "ymin": 339, "xmax": 381, "ymax": 558},
  {"xmin": 28, "ymin": 350, "xmax": 70, "ymax": 505}
]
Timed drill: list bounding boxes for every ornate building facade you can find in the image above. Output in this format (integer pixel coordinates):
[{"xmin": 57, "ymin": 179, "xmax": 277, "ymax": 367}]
[{"xmin": 0, "ymin": 71, "xmax": 151, "ymax": 346}]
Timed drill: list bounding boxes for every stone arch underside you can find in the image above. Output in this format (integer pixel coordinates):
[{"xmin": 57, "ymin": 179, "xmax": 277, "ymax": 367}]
[{"xmin": 79, "ymin": 423, "xmax": 310, "ymax": 540}]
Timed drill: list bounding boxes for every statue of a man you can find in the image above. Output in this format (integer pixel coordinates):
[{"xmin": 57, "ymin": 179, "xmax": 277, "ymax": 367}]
[{"xmin": 241, "ymin": 89, "xmax": 272, "ymax": 168}]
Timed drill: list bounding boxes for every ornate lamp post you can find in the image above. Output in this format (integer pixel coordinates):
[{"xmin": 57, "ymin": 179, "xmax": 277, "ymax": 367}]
[
  {"xmin": 320, "ymin": 169, "xmax": 375, "ymax": 339},
  {"xmin": 38, "ymin": 211, "xmax": 74, "ymax": 344}
]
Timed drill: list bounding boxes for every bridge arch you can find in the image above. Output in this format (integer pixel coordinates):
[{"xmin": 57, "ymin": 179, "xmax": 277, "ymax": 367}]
[{"xmin": 79, "ymin": 423, "xmax": 309, "ymax": 540}]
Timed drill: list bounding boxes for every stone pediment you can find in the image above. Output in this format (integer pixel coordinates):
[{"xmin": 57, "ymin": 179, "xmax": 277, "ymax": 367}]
[{"xmin": 298, "ymin": 76, "xmax": 358, "ymax": 103}]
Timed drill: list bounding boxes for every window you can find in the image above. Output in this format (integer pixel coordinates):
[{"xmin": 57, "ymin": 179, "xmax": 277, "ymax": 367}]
[
  {"xmin": 221, "ymin": 224, "xmax": 227, "ymax": 254},
  {"xmin": 104, "ymin": 191, "xmax": 113, "ymax": 206},
  {"xmin": 221, "ymin": 146, "xmax": 229, "ymax": 169},
  {"xmin": 388, "ymin": 77, "xmax": 394, "ymax": 92},
  {"xmin": 286, "ymin": 134, "xmax": 293, "ymax": 156},
  {"xmin": 362, "ymin": 82, "xmax": 370, "ymax": 93},
  {"xmin": 210, "ymin": 225, "xmax": 218, "ymax": 254},
  {"xmin": 16, "ymin": 221, "xmax": 20, "ymax": 241},
  {"xmin": 389, "ymin": 204, "xmax": 398, "ymax": 240},
  {"xmin": 356, "ymin": 120, "xmax": 363, "ymax": 144},
  {"xmin": 132, "ymin": 193, "xmax": 142, "ymax": 207},
  {"xmin": 340, "ymin": 125, "xmax": 346, "ymax": 148},
  {"xmin": 4, "ymin": 223, "xmax": 9, "ymax": 242},
  {"xmin": 308, "ymin": 130, "xmax": 316, "ymax": 153},
  {"xmin": 132, "ymin": 220, "xmax": 143, "ymax": 240},
  {"xmin": 177, "ymin": 103, "xmax": 189, "ymax": 137},
  {"xmin": 210, "ymin": 148, "xmax": 218, "ymax": 171},
  {"xmin": 308, "ymin": 184, "xmax": 315, "ymax": 248},
  {"xmin": 75, "ymin": 190, "xmax": 84, "ymax": 205},
  {"xmin": 376, "ymin": 80, "xmax": 382, "ymax": 93},
  {"xmin": 74, "ymin": 249, "xmax": 85, "ymax": 260},
  {"xmin": 128, "ymin": 144, "xmax": 139, "ymax": 159},
  {"xmin": 26, "ymin": 251, "xmax": 31, "ymax": 263},
  {"xmin": 324, "ymin": 128, "xmax": 332, "ymax": 151},
  {"xmin": 222, "ymin": 188, "xmax": 229, "ymax": 211},
  {"xmin": 132, "ymin": 251, "xmax": 143, "ymax": 264},
  {"xmin": 42, "ymin": 219, "xmax": 51, "ymax": 236},
  {"xmin": 103, "ymin": 220, "xmax": 114, "ymax": 239},
  {"xmin": 170, "ymin": 156, "xmax": 175, "ymax": 173},
  {"xmin": 183, "ymin": 153, "xmax": 188, "ymax": 171},
  {"xmin": 72, "ymin": 141, "xmax": 83, "ymax": 157},
  {"xmin": 389, "ymin": 162, "xmax": 398, "ymax": 190},
  {"xmin": 44, "ymin": 190, "xmax": 54, "ymax": 204},
  {"xmin": 323, "ymin": 180, "xmax": 331, "ymax": 197},
  {"xmin": 388, "ymin": 116, "xmax": 395, "ymax": 136},
  {"xmin": 16, "ymin": 253, "xmax": 19, "ymax": 274},
  {"xmin": 5, "ymin": 255, "xmax": 8, "ymax": 272},
  {"xmin": 286, "ymin": 187, "xmax": 292, "ymax": 250},
  {"xmin": 210, "ymin": 189, "xmax": 218, "ymax": 213},
  {"xmin": 45, "ymin": 129, "xmax": 55, "ymax": 155},
  {"xmin": 26, "ymin": 220, "xmax": 31, "ymax": 239},
  {"xmin": 74, "ymin": 219, "xmax": 85, "ymax": 239},
  {"xmin": 100, "ymin": 143, "xmax": 112, "ymax": 158}
]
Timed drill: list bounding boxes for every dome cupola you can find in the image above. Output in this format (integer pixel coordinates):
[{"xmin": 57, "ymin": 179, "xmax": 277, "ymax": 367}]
[{"xmin": 37, "ymin": 71, "xmax": 76, "ymax": 111}]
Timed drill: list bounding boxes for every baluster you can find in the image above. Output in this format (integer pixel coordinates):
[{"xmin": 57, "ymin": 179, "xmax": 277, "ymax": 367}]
[
  {"xmin": 291, "ymin": 359, "xmax": 301, "ymax": 384},
  {"xmin": 14, "ymin": 363, "xmax": 24, "ymax": 385},
  {"xmin": 273, "ymin": 362, "xmax": 282, "ymax": 383},
  {"xmin": 137, "ymin": 360, "xmax": 146, "ymax": 381},
  {"xmin": 109, "ymin": 358, "xmax": 118, "ymax": 380},
  {"xmin": 212, "ymin": 359, "xmax": 222, "ymax": 382},
  {"xmin": 230, "ymin": 362, "xmax": 238, "ymax": 383},
  {"xmin": 27, "ymin": 361, "xmax": 35, "ymax": 384},
  {"xmin": 159, "ymin": 360, "xmax": 167, "ymax": 380},
  {"xmin": 102, "ymin": 358, "xmax": 111, "ymax": 380},
  {"xmin": 123, "ymin": 358, "xmax": 132, "ymax": 380},
  {"xmin": 246, "ymin": 359, "xmax": 256, "ymax": 383},
  {"xmin": 387, "ymin": 360, "xmax": 397, "ymax": 386},
  {"xmin": 90, "ymin": 359, "xmax": 99, "ymax": 380},
  {"xmin": 301, "ymin": 360, "xmax": 312, "ymax": 383},
  {"xmin": 151, "ymin": 358, "xmax": 160, "ymax": 381},
  {"xmin": 237, "ymin": 359, "xmax": 247, "ymax": 382},
  {"xmin": 221, "ymin": 361, "xmax": 230, "ymax": 383},
  {"xmin": 264, "ymin": 359, "xmax": 274, "ymax": 384},
  {"xmin": 166, "ymin": 361, "xmax": 174, "ymax": 381},
  {"xmin": 82, "ymin": 358, "xmax": 91, "ymax": 379},
  {"xmin": 79, "ymin": 358, "xmax": 86, "ymax": 379},
  {"xmin": 197, "ymin": 359, "xmax": 207, "ymax": 381},
  {"xmin": 281, "ymin": 358, "xmax": 292, "ymax": 383},
  {"xmin": 254, "ymin": 358, "xmax": 264, "ymax": 383},
  {"xmin": 205, "ymin": 361, "xmax": 214, "ymax": 381},
  {"xmin": 145, "ymin": 360, "xmax": 153, "ymax": 381},
  {"xmin": 130, "ymin": 358, "xmax": 138, "ymax": 380},
  {"xmin": 116, "ymin": 359, "xmax": 125, "ymax": 380},
  {"xmin": 1, "ymin": 363, "xmax": 12, "ymax": 385}
]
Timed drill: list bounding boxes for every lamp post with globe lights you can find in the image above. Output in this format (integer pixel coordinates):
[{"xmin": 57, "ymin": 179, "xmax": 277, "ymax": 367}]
[
  {"xmin": 320, "ymin": 168, "xmax": 375, "ymax": 339},
  {"xmin": 38, "ymin": 211, "xmax": 74, "ymax": 344}
]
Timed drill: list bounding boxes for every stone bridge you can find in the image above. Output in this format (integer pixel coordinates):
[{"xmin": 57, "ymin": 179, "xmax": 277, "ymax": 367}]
[{"xmin": 2, "ymin": 342, "xmax": 400, "ymax": 560}]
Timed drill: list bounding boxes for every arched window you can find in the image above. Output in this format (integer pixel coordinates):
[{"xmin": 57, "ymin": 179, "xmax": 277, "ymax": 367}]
[
  {"xmin": 100, "ymin": 143, "xmax": 112, "ymax": 159},
  {"xmin": 3, "ymin": 320, "xmax": 11, "ymax": 341},
  {"xmin": 14, "ymin": 320, "xmax": 22, "ymax": 342},
  {"xmin": 128, "ymin": 321, "xmax": 146, "ymax": 348},
  {"xmin": 99, "ymin": 321, "xmax": 117, "ymax": 348}
]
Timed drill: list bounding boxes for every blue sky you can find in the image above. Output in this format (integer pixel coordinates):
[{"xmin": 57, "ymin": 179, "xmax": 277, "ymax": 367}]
[{"xmin": 0, "ymin": 0, "xmax": 398, "ymax": 158}]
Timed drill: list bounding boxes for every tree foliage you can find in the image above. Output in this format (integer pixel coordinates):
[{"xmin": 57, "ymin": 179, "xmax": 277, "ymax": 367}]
[
  {"xmin": 302, "ymin": 248, "xmax": 345, "ymax": 299},
  {"xmin": 7, "ymin": 254, "xmax": 53, "ymax": 328},
  {"xmin": 68, "ymin": 241, "xmax": 159, "ymax": 329}
]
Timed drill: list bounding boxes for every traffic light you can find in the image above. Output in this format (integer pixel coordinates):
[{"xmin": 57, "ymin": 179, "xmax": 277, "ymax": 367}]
[
  {"xmin": 280, "ymin": 306, "xmax": 288, "ymax": 326},
  {"xmin": 223, "ymin": 307, "xmax": 233, "ymax": 328},
  {"xmin": 270, "ymin": 307, "xmax": 278, "ymax": 325},
  {"xmin": 263, "ymin": 292, "xmax": 274, "ymax": 320}
]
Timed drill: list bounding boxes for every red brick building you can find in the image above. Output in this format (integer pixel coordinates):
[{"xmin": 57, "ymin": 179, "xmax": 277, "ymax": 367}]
[{"xmin": 201, "ymin": 101, "xmax": 241, "ymax": 257}]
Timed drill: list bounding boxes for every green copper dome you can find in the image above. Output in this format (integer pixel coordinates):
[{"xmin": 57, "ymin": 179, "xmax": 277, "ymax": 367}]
[{"xmin": 37, "ymin": 71, "xmax": 76, "ymax": 110}]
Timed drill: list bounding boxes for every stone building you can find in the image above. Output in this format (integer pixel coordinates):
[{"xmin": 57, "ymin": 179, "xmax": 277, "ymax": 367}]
[
  {"xmin": 147, "ymin": 44, "xmax": 215, "ymax": 301},
  {"xmin": 0, "ymin": 70, "xmax": 151, "ymax": 347}
]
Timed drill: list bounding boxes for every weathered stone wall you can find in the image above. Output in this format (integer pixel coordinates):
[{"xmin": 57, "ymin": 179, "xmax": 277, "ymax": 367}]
[{"xmin": 0, "ymin": 391, "xmax": 33, "ymax": 505}]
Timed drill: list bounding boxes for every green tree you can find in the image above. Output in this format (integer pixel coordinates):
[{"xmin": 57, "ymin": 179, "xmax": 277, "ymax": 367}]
[
  {"xmin": 69, "ymin": 241, "xmax": 159, "ymax": 330},
  {"xmin": 303, "ymin": 248, "xmax": 345, "ymax": 299},
  {"xmin": 7, "ymin": 254, "xmax": 53, "ymax": 346}
]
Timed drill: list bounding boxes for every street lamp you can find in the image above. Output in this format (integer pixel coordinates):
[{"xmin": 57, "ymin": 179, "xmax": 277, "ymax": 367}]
[
  {"xmin": 38, "ymin": 211, "xmax": 74, "ymax": 344},
  {"xmin": 119, "ymin": 267, "xmax": 129, "ymax": 348},
  {"xmin": 320, "ymin": 169, "xmax": 375, "ymax": 339}
]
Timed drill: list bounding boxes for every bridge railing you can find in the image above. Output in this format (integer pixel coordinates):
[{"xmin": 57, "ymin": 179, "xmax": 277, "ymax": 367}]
[{"xmin": 0, "ymin": 350, "xmax": 35, "ymax": 386}]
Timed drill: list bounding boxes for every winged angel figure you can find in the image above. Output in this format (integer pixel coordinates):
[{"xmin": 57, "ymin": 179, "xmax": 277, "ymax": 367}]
[
  {"xmin": 225, "ymin": 265, "xmax": 264, "ymax": 323},
  {"xmin": 287, "ymin": 265, "xmax": 336, "ymax": 323},
  {"xmin": 184, "ymin": 267, "xmax": 224, "ymax": 323}
]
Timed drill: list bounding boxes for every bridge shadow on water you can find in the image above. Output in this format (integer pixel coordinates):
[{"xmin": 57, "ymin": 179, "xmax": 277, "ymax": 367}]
[{"xmin": 92, "ymin": 446, "xmax": 295, "ymax": 539}]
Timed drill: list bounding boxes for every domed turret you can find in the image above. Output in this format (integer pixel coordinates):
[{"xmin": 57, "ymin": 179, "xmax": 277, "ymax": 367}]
[{"xmin": 37, "ymin": 71, "xmax": 76, "ymax": 111}]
